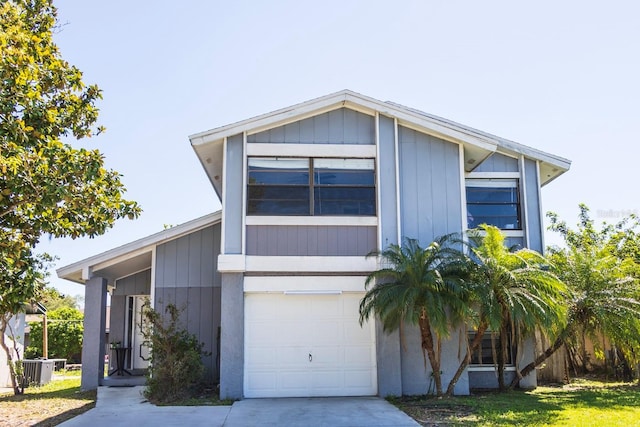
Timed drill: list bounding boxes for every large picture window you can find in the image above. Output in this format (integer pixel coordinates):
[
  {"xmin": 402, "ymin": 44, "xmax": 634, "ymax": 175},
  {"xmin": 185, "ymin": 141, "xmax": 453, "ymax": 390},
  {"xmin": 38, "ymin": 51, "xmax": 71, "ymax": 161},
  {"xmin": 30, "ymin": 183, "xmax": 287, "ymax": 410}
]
[
  {"xmin": 247, "ymin": 157, "xmax": 376, "ymax": 216},
  {"xmin": 466, "ymin": 179, "xmax": 520, "ymax": 230}
]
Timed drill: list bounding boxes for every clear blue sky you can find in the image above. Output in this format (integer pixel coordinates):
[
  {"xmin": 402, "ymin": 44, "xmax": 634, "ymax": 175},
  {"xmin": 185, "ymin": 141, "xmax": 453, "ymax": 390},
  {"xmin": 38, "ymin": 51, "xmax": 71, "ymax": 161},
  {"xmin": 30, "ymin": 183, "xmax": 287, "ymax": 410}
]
[{"xmin": 41, "ymin": 0, "xmax": 640, "ymax": 299}]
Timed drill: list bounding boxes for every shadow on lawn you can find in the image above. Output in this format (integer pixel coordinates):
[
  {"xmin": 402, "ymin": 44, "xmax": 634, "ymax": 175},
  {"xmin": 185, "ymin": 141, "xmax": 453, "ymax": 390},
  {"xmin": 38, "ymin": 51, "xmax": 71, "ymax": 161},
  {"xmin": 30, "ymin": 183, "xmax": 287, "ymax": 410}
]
[
  {"xmin": 0, "ymin": 384, "xmax": 96, "ymax": 427},
  {"xmin": 30, "ymin": 401, "xmax": 96, "ymax": 427}
]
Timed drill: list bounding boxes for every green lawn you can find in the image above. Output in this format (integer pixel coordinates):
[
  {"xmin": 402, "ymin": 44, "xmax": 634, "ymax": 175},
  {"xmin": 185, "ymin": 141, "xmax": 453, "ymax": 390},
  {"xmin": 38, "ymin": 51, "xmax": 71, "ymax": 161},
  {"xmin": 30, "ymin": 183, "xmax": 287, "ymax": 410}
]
[
  {"xmin": 394, "ymin": 379, "xmax": 640, "ymax": 426},
  {"xmin": 0, "ymin": 377, "xmax": 96, "ymax": 426}
]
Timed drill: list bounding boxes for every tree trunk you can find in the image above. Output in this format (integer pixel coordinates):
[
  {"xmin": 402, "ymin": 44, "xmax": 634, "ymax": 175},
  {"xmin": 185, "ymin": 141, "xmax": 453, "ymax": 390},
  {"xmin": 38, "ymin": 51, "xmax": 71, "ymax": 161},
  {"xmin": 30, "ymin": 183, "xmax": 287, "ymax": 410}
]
[
  {"xmin": 445, "ymin": 322, "xmax": 488, "ymax": 396},
  {"xmin": 0, "ymin": 315, "xmax": 22, "ymax": 395},
  {"xmin": 418, "ymin": 313, "xmax": 442, "ymax": 396},
  {"xmin": 497, "ymin": 324, "xmax": 507, "ymax": 391},
  {"xmin": 509, "ymin": 333, "xmax": 565, "ymax": 389}
]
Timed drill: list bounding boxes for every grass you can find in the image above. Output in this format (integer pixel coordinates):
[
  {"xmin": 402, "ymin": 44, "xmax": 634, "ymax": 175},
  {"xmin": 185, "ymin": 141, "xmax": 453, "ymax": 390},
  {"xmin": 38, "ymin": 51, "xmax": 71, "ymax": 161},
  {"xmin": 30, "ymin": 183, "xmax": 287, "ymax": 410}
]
[
  {"xmin": 393, "ymin": 378, "xmax": 640, "ymax": 426},
  {"xmin": 0, "ymin": 377, "xmax": 96, "ymax": 426}
]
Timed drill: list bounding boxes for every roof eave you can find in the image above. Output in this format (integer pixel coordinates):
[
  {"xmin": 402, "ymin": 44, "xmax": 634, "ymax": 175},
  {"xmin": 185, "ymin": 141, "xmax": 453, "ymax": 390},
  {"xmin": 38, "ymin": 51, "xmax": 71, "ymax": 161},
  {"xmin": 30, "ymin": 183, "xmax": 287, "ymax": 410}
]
[{"xmin": 56, "ymin": 211, "xmax": 222, "ymax": 284}]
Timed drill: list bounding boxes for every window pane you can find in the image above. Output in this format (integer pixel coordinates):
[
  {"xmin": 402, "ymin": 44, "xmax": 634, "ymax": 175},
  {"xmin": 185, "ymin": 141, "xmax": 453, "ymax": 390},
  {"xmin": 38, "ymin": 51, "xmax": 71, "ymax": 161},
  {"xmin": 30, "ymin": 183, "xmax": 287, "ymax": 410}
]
[
  {"xmin": 247, "ymin": 186, "xmax": 309, "ymax": 215},
  {"xmin": 466, "ymin": 179, "xmax": 520, "ymax": 230},
  {"xmin": 314, "ymin": 187, "xmax": 376, "ymax": 215},
  {"xmin": 314, "ymin": 159, "xmax": 375, "ymax": 186},
  {"xmin": 467, "ymin": 204, "xmax": 520, "ymax": 229},
  {"xmin": 248, "ymin": 158, "xmax": 309, "ymax": 185},
  {"xmin": 466, "ymin": 187, "xmax": 518, "ymax": 204}
]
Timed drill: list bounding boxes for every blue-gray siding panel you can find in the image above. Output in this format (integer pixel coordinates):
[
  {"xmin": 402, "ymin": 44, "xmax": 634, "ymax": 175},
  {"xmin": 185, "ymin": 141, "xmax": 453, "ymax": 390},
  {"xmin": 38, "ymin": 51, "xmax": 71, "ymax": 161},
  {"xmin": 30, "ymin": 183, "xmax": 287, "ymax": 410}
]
[
  {"xmin": 524, "ymin": 159, "xmax": 543, "ymax": 252},
  {"xmin": 155, "ymin": 224, "xmax": 221, "ymax": 288},
  {"xmin": 378, "ymin": 115, "xmax": 398, "ymax": 249},
  {"xmin": 474, "ymin": 153, "xmax": 519, "ymax": 172},
  {"xmin": 398, "ymin": 126, "xmax": 462, "ymax": 245},
  {"xmin": 154, "ymin": 286, "xmax": 221, "ymax": 382},
  {"xmin": 247, "ymin": 108, "xmax": 375, "ymax": 145},
  {"xmin": 246, "ymin": 225, "xmax": 377, "ymax": 256},
  {"xmin": 113, "ymin": 269, "xmax": 151, "ymax": 296},
  {"xmin": 225, "ymin": 134, "xmax": 243, "ymax": 253}
]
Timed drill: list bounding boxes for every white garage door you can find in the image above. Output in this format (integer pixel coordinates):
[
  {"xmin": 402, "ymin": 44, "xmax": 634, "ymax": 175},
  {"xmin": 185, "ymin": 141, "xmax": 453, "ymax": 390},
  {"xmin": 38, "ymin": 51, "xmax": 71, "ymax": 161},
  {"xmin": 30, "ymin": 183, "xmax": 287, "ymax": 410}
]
[{"xmin": 244, "ymin": 292, "xmax": 377, "ymax": 398}]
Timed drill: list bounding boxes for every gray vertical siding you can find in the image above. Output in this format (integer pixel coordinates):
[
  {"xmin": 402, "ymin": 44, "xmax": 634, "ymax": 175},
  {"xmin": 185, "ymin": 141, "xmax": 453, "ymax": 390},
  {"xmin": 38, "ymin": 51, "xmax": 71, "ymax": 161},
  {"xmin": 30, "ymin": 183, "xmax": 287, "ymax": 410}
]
[
  {"xmin": 247, "ymin": 108, "xmax": 375, "ymax": 144},
  {"xmin": 397, "ymin": 126, "xmax": 467, "ymax": 395},
  {"xmin": 398, "ymin": 126, "xmax": 462, "ymax": 244},
  {"xmin": 375, "ymin": 115, "xmax": 403, "ymax": 396},
  {"xmin": 154, "ymin": 223, "xmax": 222, "ymax": 382},
  {"xmin": 155, "ymin": 225, "xmax": 221, "ymax": 289},
  {"xmin": 113, "ymin": 269, "xmax": 151, "ymax": 296},
  {"xmin": 225, "ymin": 134, "xmax": 243, "ymax": 254},
  {"xmin": 246, "ymin": 225, "xmax": 376, "ymax": 256},
  {"xmin": 474, "ymin": 153, "xmax": 519, "ymax": 172},
  {"xmin": 378, "ymin": 115, "xmax": 398, "ymax": 248},
  {"xmin": 524, "ymin": 158, "xmax": 543, "ymax": 252}
]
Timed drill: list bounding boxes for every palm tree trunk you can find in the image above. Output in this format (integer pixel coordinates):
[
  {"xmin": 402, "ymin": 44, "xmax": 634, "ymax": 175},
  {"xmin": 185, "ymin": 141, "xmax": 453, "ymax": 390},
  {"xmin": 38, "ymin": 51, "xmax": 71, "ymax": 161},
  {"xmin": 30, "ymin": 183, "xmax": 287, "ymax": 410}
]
[
  {"xmin": 445, "ymin": 322, "xmax": 488, "ymax": 396},
  {"xmin": 508, "ymin": 333, "xmax": 565, "ymax": 389},
  {"xmin": 418, "ymin": 314, "xmax": 442, "ymax": 396},
  {"xmin": 497, "ymin": 324, "xmax": 507, "ymax": 391}
]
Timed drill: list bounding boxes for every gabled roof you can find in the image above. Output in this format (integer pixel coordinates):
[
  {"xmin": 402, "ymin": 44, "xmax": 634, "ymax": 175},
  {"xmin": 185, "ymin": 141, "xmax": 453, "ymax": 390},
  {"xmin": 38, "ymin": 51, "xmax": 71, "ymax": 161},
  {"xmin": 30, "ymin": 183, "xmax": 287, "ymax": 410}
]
[
  {"xmin": 189, "ymin": 89, "xmax": 571, "ymax": 199},
  {"xmin": 57, "ymin": 211, "xmax": 221, "ymax": 285}
]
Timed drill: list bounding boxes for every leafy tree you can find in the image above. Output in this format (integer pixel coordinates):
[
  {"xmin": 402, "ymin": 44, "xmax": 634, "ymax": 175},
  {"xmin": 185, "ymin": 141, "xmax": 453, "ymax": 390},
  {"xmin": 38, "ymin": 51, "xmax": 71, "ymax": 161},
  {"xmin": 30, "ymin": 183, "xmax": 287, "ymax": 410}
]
[
  {"xmin": 449, "ymin": 225, "xmax": 566, "ymax": 393},
  {"xmin": 0, "ymin": 0, "xmax": 140, "ymax": 394},
  {"xmin": 40, "ymin": 286, "xmax": 79, "ymax": 311},
  {"xmin": 25, "ymin": 306, "xmax": 83, "ymax": 362},
  {"xmin": 359, "ymin": 236, "xmax": 471, "ymax": 397},
  {"xmin": 511, "ymin": 205, "xmax": 640, "ymax": 386}
]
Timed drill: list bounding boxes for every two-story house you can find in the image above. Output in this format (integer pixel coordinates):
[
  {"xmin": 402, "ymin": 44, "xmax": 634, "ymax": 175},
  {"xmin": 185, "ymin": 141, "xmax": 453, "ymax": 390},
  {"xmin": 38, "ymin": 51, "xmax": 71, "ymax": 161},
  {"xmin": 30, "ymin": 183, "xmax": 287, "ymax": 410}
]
[{"xmin": 58, "ymin": 90, "xmax": 570, "ymax": 399}]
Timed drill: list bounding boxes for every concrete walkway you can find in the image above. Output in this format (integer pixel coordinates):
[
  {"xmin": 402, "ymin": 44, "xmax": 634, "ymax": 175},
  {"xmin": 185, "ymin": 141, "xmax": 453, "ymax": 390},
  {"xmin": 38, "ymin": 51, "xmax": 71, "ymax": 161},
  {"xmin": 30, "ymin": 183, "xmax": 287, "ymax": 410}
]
[{"xmin": 59, "ymin": 386, "xmax": 419, "ymax": 427}]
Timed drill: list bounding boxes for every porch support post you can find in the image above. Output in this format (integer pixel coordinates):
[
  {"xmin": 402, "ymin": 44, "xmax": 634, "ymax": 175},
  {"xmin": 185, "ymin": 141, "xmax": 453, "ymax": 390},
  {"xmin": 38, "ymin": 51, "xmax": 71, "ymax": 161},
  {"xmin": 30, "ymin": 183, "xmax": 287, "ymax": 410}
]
[
  {"xmin": 81, "ymin": 276, "xmax": 108, "ymax": 390},
  {"xmin": 219, "ymin": 272, "xmax": 244, "ymax": 399}
]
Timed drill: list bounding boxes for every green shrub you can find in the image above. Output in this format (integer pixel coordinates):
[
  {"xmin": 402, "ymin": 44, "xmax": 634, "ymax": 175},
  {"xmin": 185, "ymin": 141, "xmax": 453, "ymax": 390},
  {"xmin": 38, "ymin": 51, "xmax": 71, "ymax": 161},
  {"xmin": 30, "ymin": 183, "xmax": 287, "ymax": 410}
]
[
  {"xmin": 142, "ymin": 303, "xmax": 209, "ymax": 404},
  {"xmin": 26, "ymin": 307, "xmax": 83, "ymax": 362}
]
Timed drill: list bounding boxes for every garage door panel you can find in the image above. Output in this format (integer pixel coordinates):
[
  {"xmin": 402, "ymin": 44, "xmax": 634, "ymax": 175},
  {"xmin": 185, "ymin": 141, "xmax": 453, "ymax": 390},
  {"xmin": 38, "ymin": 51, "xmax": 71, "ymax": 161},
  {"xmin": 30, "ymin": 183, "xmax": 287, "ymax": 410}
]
[
  {"xmin": 245, "ymin": 293, "xmax": 377, "ymax": 398},
  {"xmin": 247, "ymin": 371, "xmax": 277, "ymax": 392},
  {"xmin": 312, "ymin": 321, "xmax": 342, "ymax": 344},
  {"xmin": 345, "ymin": 345, "xmax": 374, "ymax": 365}
]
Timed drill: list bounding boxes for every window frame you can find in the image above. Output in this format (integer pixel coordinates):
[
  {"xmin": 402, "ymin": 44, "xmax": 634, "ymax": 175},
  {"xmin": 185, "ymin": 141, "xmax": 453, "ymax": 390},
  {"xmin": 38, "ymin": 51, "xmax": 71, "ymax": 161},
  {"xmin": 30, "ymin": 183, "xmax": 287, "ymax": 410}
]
[
  {"xmin": 465, "ymin": 178, "xmax": 521, "ymax": 231},
  {"xmin": 247, "ymin": 156, "xmax": 376, "ymax": 217},
  {"xmin": 467, "ymin": 330, "xmax": 516, "ymax": 367}
]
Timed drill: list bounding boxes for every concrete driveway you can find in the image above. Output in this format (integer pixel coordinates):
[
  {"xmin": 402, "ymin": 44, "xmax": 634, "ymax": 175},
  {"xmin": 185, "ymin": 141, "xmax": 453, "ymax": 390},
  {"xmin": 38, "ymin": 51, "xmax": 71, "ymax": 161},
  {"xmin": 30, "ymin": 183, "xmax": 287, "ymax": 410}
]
[{"xmin": 59, "ymin": 386, "xmax": 419, "ymax": 427}]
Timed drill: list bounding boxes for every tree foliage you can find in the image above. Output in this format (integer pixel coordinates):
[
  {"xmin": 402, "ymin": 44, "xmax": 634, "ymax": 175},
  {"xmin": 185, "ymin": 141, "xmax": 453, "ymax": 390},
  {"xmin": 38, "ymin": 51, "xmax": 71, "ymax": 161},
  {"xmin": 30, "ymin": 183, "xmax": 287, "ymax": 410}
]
[
  {"xmin": 25, "ymin": 306, "xmax": 83, "ymax": 362},
  {"xmin": 39, "ymin": 285, "xmax": 79, "ymax": 311},
  {"xmin": 512, "ymin": 205, "xmax": 640, "ymax": 386},
  {"xmin": 464, "ymin": 225, "xmax": 567, "ymax": 391},
  {"xmin": 0, "ymin": 0, "xmax": 140, "ymax": 394}
]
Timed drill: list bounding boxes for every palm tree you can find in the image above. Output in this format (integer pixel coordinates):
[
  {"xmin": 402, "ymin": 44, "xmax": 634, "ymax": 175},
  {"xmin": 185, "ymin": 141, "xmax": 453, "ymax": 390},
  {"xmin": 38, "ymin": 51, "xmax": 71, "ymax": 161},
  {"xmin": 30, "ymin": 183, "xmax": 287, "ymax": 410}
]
[
  {"xmin": 446, "ymin": 225, "xmax": 567, "ymax": 393},
  {"xmin": 359, "ymin": 235, "xmax": 471, "ymax": 397},
  {"xmin": 510, "ymin": 209, "xmax": 640, "ymax": 387}
]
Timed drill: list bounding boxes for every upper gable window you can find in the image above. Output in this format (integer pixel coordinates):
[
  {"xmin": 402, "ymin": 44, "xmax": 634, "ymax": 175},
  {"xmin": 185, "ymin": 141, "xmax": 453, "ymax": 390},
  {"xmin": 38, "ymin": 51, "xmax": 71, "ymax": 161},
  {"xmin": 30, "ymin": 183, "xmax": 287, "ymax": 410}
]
[
  {"xmin": 247, "ymin": 157, "xmax": 376, "ymax": 216},
  {"xmin": 466, "ymin": 179, "xmax": 521, "ymax": 230}
]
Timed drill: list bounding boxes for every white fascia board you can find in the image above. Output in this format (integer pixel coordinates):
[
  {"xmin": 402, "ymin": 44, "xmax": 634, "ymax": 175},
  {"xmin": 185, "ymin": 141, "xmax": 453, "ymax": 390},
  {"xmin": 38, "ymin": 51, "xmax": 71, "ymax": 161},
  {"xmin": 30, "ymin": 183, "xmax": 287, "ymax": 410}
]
[
  {"xmin": 246, "ymin": 143, "xmax": 376, "ymax": 158},
  {"xmin": 56, "ymin": 211, "xmax": 222, "ymax": 282},
  {"xmin": 189, "ymin": 91, "xmax": 364, "ymax": 146},
  {"xmin": 245, "ymin": 216, "xmax": 377, "ymax": 226},
  {"xmin": 245, "ymin": 256, "xmax": 377, "ymax": 273},
  {"xmin": 244, "ymin": 275, "xmax": 368, "ymax": 293},
  {"xmin": 190, "ymin": 89, "xmax": 569, "ymax": 183},
  {"xmin": 217, "ymin": 254, "xmax": 246, "ymax": 273}
]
